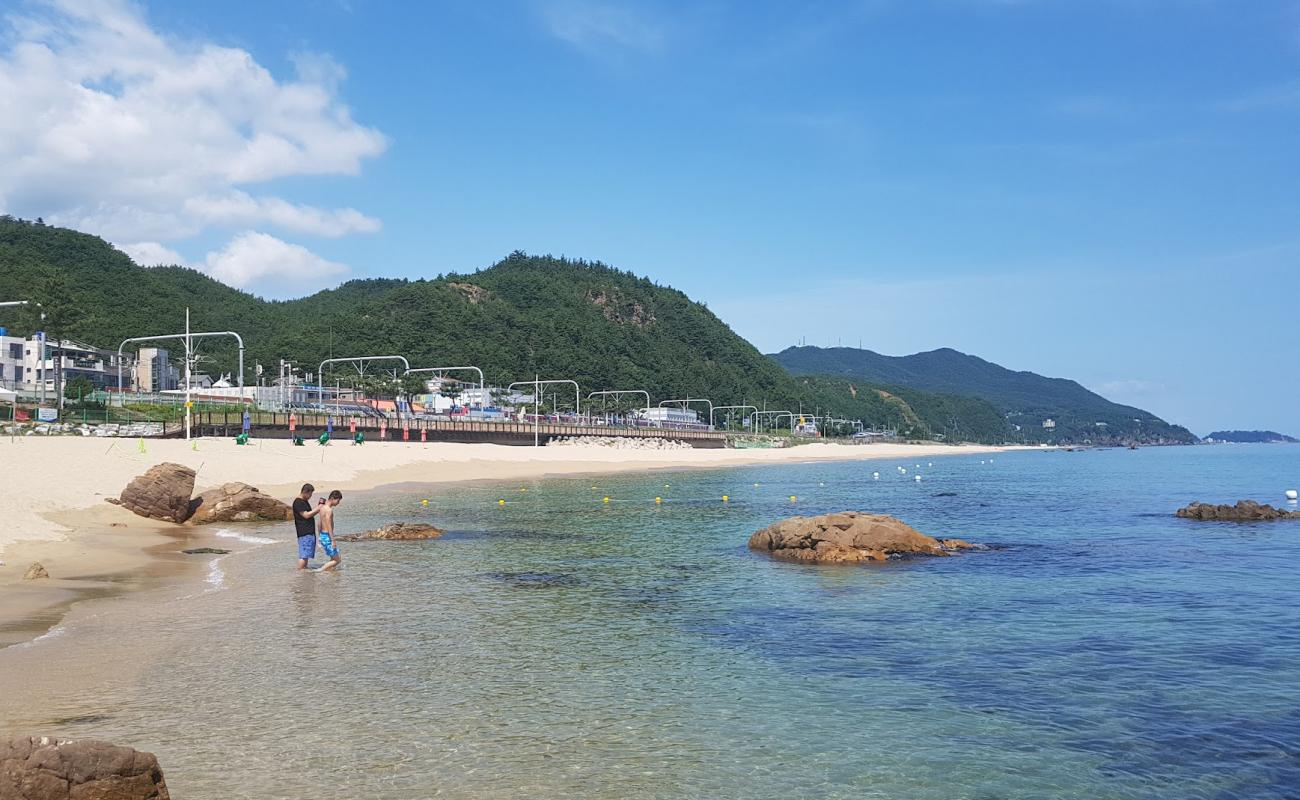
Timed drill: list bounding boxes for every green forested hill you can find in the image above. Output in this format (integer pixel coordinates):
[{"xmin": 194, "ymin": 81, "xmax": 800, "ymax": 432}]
[
  {"xmin": 0, "ymin": 217, "xmax": 1153, "ymax": 444},
  {"xmin": 770, "ymin": 345, "xmax": 1195, "ymax": 444}
]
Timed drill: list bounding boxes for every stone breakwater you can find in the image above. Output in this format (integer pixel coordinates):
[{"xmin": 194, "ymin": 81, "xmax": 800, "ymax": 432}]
[{"xmin": 546, "ymin": 436, "xmax": 693, "ymax": 451}]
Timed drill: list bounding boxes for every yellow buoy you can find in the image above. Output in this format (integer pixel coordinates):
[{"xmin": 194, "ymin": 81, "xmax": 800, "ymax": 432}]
[
  {"xmin": 497, "ymin": 499, "xmax": 505, "ymax": 506},
  {"xmin": 655, "ymin": 497, "xmax": 662, "ymax": 504},
  {"xmin": 603, "ymin": 496, "xmax": 610, "ymax": 503}
]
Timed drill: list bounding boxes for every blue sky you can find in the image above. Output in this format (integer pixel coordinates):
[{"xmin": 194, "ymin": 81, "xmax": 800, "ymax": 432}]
[{"xmin": 1, "ymin": 0, "xmax": 1297, "ymax": 434}]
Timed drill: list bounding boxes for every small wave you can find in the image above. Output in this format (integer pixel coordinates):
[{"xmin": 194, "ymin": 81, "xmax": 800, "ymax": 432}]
[
  {"xmin": 214, "ymin": 529, "xmax": 276, "ymax": 545},
  {"xmin": 15, "ymin": 625, "xmax": 67, "ymax": 650},
  {"xmin": 204, "ymin": 557, "xmax": 226, "ymax": 591}
]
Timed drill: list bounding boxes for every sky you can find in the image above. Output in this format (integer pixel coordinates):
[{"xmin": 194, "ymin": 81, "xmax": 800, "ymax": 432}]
[{"xmin": 0, "ymin": 0, "xmax": 1296, "ymax": 435}]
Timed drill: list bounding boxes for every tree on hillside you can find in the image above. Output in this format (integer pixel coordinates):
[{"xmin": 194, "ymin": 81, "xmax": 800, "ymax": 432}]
[{"xmin": 22, "ymin": 267, "xmax": 78, "ymax": 409}]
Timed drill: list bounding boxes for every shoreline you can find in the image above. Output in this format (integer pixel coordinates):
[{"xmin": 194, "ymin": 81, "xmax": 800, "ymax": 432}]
[{"xmin": 0, "ymin": 437, "xmax": 1038, "ymax": 646}]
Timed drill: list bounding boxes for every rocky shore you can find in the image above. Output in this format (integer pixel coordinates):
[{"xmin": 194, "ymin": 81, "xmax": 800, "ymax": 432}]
[
  {"xmin": 108, "ymin": 463, "xmax": 292, "ymax": 525},
  {"xmin": 0, "ymin": 736, "xmax": 169, "ymax": 799},
  {"xmin": 1175, "ymin": 500, "xmax": 1300, "ymax": 521}
]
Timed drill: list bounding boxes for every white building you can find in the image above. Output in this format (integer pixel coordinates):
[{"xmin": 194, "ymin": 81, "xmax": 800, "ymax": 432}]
[
  {"xmin": 640, "ymin": 407, "xmax": 702, "ymax": 426},
  {"xmin": 1042, "ymin": 418, "xmax": 1057, "ymax": 430},
  {"xmin": 1, "ymin": 332, "xmax": 125, "ymax": 395}
]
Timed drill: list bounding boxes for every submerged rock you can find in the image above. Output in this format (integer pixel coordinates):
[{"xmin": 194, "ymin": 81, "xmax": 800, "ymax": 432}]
[
  {"xmin": 748, "ymin": 511, "xmax": 977, "ymax": 564},
  {"xmin": 22, "ymin": 562, "xmax": 49, "ymax": 580},
  {"xmin": 336, "ymin": 522, "xmax": 445, "ymax": 542},
  {"xmin": 1175, "ymin": 501, "xmax": 1300, "ymax": 521},
  {"xmin": 115, "ymin": 463, "xmax": 195, "ymax": 523},
  {"xmin": 185, "ymin": 482, "xmax": 292, "ymax": 525},
  {"xmin": 0, "ymin": 735, "xmax": 170, "ymax": 799}
]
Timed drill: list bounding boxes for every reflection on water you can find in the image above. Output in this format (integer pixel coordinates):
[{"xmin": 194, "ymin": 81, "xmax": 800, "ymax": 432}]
[{"xmin": 3, "ymin": 445, "xmax": 1300, "ymax": 799}]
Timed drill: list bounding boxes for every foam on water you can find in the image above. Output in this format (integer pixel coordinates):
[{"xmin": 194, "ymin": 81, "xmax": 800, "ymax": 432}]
[
  {"xmin": 203, "ymin": 557, "xmax": 226, "ymax": 591},
  {"xmin": 15, "ymin": 625, "xmax": 66, "ymax": 649},
  {"xmin": 213, "ymin": 529, "xmax": 276, "ymax": 545}
]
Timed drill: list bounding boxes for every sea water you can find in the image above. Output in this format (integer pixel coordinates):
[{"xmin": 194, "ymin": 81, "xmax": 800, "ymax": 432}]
[{"xmin": 3, "ymin": 444, "xmax": 1299, "ymax": 799}]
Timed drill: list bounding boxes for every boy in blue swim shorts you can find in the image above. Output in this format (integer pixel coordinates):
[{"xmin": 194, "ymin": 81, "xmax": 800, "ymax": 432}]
[{"xmin": 317, "ymin": 490, "xmax": 344, "ymax": 572}]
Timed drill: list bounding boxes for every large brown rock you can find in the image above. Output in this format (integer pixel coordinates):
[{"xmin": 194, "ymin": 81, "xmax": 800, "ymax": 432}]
[
  {"xmin": 1176, "ymin": 500, "xmax": 1300, "ymax": 521},
  {"xmin": 337, "ymin": 522, "xmax": 445, "ymax": 542},
  {"xmin": 748, "ymin": 511, "xmax": 975, "ymax": 564},
  {"xmin": 185, "ymin": 482, "xmax": 292, "ymax": 525},
  {"xmin": 0, "ymin": 736, "xmax": 169, "ymax": 799},
  {"xmin": 115, "ymin": 464, "xmax": 195, "ymax": 524}
]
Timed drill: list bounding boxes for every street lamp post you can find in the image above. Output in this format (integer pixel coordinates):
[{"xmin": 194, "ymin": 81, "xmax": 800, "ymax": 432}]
[
  {"xmin": 710, "ymin": 404, "xmax": 758, "ymax": 433},
  {"xmin": 316, "ymin": 356, "xmax": 411, "ymax": 408},
  {"xmin": 586, "ymin": 390, "xmax": 651, "ymax": 425},
  {"xmin": 507, "ymin": 379, "xmax": 581, "ymax": 418},
  {"xmin": 658, "ymin": 398, "xmax": 713, "ymax": 428}
]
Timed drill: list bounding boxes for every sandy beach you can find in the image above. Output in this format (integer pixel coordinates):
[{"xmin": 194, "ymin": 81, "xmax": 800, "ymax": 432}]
[{"xmin": 0, "ymin": 436, "xmax": 1029, "ymax": 646}]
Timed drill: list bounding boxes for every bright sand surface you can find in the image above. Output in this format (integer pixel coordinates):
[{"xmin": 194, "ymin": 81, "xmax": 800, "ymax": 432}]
[{"xmin": 0, "ymin": 436, "xmax": 1030, "ymax": 645}]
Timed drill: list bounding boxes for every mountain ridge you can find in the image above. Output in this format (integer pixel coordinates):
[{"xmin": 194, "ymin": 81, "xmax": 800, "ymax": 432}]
[
  {"xmin": 769, "ymin": 345, "xmax": 1194, "ymax": 444},
  {"xmin": 0, "ymin": 217, "xmax": 1004, "ymax": 441}
]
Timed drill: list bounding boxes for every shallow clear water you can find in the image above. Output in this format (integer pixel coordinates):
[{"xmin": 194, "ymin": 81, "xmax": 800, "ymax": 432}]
[{"xmin": 4, "ymin": 445, "xmax": 1300, "ymax": 799}]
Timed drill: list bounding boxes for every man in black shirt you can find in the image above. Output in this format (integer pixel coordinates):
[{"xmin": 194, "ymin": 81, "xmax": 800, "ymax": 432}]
[{"xmin": 292, "ymin": 483, "xmax": 322, "ymax": 570}]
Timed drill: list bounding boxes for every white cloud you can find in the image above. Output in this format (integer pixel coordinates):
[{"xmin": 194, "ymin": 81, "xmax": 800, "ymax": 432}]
[
  {"xmin": 0, "ymin": 0, "xmax": 385, "ymax": 291},
  {"xmin": 182, "ymin": 192, "xmax": 380, "ymax": 238},
  {"xmin": 537, "ymin": 0, "xmax": 667, "ymax": 53},
  {"xmin": 116, "ymin": 240, "xmax": 184, "ymax": 266},
  {"xmin": 202, "ymin": 231, "xmax": 347, "ymax": 295}
]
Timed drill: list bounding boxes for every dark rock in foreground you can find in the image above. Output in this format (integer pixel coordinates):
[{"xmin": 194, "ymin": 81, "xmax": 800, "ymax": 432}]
[
  {"xmin": 748, "ymin": 511, "xmax": 978, "ymax": 564},
  {"xmin": 185, "ymin": 482, "xmax": 292, "ymax": 525},
  {"xmin": 113, "ymin": 463, "xmax": 195, "ymax": 523},
  {"xmin": 181, "ymin": 548, "xmax": 230, "ymax": 555},
  {"xmin": 337, "ymin": 522, "xmax": 445, "ymax": 542},
  {"xmin": 0, "ymin": 735, "xmax": 170, "ymax": 799},
  {"xmin": 1176, "ymin": 501, "xmax": 1300, "ymax": 521}
]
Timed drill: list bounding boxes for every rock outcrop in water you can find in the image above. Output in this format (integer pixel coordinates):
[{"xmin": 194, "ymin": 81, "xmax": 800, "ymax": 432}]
[
  {"xmin": 112, "ymin": 463, "xmax": 195, "ymax": 523},
  {"xmin": 185, "ymin": 482, "xmax": 292, "ymax": 525},
  {"xmin": 336, "ymin": 522, "xmax": 445, "ymax": 542},
  {"xmin": 748, "ymin": 511, "xmax": 977, "ymax": 563},
  {"xmin": 1175, "ymin": 501, "xmax": 1300, "ymax": 521},
  {"xmin": 0, "ymin": 736, "xmax": 170, "ymax": 799}
]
